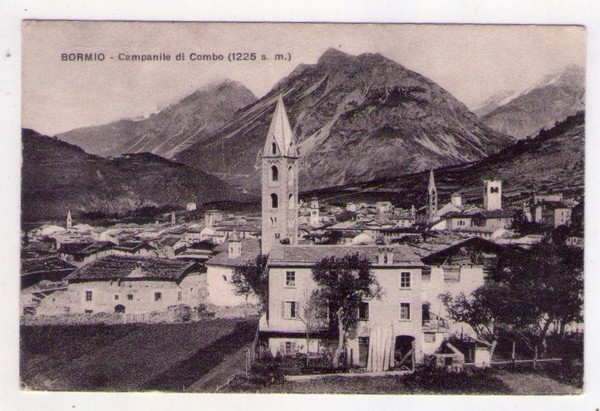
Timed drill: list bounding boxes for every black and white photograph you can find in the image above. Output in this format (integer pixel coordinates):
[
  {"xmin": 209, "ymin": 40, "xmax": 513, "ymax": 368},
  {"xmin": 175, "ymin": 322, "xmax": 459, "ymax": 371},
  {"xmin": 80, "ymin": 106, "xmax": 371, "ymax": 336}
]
[{"xmin": 8, "ymin": 18, "xmax": 594, "ymax": 401}]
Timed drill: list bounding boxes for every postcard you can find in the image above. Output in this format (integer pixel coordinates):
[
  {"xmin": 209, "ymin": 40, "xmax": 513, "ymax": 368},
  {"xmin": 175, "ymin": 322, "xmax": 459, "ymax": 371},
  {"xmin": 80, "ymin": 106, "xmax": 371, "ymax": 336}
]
[{"xmin": 19, "ymin": 21, "xmax": 586, "ymax": 397}]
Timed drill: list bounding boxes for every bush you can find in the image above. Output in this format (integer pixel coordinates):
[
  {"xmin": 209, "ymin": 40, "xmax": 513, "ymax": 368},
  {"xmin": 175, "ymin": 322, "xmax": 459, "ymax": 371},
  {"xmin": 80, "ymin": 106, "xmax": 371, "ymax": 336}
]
[
  {"xmin": 249, "ymin": 359, "xmax": 285, "ymax": 386},
  {"xmin": 402, "ymin": 363, "xmax": 509, "ymax": 394},
  {"xmin": 168, "ymin": 304, "xmax": 192, "ymax": 322}
]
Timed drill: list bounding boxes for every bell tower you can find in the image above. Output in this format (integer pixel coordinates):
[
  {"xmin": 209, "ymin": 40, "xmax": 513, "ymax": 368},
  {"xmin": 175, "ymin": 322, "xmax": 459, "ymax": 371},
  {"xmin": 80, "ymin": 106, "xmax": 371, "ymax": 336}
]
[
  {"xmin": 427, "ymin": 170, "xmax": 438, "ymax": 223},
  {"xmin": 66, "ymin": 208, "xmax": 73, "ymax": 230},
  {"xmin": 261, "ymin": 95, "xmax": 299, "ymax": 255}
]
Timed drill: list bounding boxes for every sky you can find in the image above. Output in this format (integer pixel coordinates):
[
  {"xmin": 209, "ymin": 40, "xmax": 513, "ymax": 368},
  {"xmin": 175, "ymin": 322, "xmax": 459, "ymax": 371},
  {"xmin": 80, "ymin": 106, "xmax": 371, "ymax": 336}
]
[{"xmin": 22, "ymin": 22, "xmax": 586, "ymax": 136}]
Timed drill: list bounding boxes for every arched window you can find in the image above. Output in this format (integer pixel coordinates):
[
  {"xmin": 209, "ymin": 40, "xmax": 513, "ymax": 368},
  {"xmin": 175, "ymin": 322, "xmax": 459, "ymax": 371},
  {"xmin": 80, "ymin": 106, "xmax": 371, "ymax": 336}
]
[
  {"xmin": 272, "ymin": 142, "xmax": 277, "ymax": 155},
  {"xmin": 114, "ymin": 304, "xmax": 126, "ymax": 314},
  {"xmin": 288, "ymin": 193, "xmax": 294, "ymax": 209},
  {"xmin": 271, "ymin": 193, "xmax": 279, "ymax": 208},
  {"xmin": 271, "ymin": 165, "xmax": 279, "ymax": 182},
  {"xmin": 288, "ymin": 165, "xmax": 294, "ymax": 186}
]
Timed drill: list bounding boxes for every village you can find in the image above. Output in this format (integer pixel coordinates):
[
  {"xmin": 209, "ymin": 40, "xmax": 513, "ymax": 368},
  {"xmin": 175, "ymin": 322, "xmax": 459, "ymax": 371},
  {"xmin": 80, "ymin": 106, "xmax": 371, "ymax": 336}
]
[{"xmin": 19, "ymin": 96, "xmax": 584, "ymax": 393}]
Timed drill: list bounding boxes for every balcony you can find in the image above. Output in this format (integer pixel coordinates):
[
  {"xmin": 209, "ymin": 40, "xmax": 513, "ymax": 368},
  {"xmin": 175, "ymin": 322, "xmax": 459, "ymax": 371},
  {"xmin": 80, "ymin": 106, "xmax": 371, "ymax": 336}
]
[{"xmin": 422, "ymin": 315, "xmax": 449, "ymax": 332}]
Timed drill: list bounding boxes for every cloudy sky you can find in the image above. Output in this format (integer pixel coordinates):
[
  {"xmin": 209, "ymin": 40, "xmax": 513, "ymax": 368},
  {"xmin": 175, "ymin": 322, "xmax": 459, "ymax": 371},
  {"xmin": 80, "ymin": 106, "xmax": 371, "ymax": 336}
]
[{"xmin": 22, "ymin": 22, "xmax": 586, "ymax": 136}]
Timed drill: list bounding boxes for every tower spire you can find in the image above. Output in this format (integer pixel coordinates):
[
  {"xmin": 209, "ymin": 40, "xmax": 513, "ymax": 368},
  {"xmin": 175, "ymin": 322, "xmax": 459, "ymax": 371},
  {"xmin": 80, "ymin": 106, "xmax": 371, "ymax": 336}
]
[
  {"xmin": 427, "ymin": 170, "xmax": 438, "ymax": 223},
  {"xmin": 66, "ymin": 208, "xmax": 73, "ymax": 230},
  {"xmin": 263, "ymin": 94, "xmax": 298, "ymax": 157},
  {"xmin": 428, "ymin": 169, "xmax": 436, "ymax": 192},
  {"xmin": 261, "ymin": 95, "xmax": 299, "ymax": 255}
]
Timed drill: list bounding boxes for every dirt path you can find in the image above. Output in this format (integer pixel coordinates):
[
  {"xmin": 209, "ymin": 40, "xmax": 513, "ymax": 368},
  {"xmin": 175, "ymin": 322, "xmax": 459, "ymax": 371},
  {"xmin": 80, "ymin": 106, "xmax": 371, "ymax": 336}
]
[{"xmin": 187, "ymin": 341, "xmax": 254, "ymax": 392}]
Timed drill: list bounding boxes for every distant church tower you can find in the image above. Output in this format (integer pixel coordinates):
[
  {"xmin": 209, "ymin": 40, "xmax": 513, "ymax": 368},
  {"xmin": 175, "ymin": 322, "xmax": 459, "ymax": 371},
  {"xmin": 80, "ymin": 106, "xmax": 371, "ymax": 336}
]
[
  {"xmin": 427, "ymin": 170, "xmax": 438, "ymax": 223},
  {"xmin": 309, "ymin": 196, "xmax": 320, "ymax": 227},
  {"xmin": 66, "ymin": 208, "xmax": 73, "ymax": 230},
  {"xmin": 483, "ymin": 179, "xmax": 502, "ymax": 211},
  {"xmin": 170, "ymin": 211, "xmax": 176, "ymax": 227},
  {"xmin": 261, "ymin": 95, "xmax": 299, "ymax": 255}
]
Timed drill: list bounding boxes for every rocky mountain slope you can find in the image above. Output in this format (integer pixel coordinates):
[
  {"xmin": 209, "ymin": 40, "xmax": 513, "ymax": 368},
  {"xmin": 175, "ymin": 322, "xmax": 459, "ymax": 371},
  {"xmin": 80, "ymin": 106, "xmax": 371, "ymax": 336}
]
[
  {"xmin": 472, "ymin": 90, "xmax": 517, "ymax": 117},
  {"xmin": 305, "ymin": 111, "xmax": 585, "ymax": 208},
  {"xmin": 57, "ymin": 80, "xmax": 257, "ymax": 159},
  {"xmin": 175, "ymin": 49, "xmax": 514, "ymax": 192},
  {"xmin": 22, "ymin": 129, "xmax": 242, "ymax": 221},
  {"xmin": 481, "ymin": 65, "xmax": 585, "ymax": 139}
]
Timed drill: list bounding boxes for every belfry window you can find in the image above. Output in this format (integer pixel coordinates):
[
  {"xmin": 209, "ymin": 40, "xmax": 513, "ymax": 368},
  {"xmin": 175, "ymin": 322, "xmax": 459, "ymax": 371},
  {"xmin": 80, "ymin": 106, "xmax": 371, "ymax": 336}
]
[
  {"xmin": 271, "ymin": 193, "xmax": 279, "ymax": 208},
  {"xmin": 271, "ymin": 165, "xmax": 279, "ymax": 182},
  {"xmin": 272, "ymin": 142, "xmax": 277, "ymax": 155},
  {"xmin": 288, "ymin": 194, "xmax": 294, "ymax": 209}
]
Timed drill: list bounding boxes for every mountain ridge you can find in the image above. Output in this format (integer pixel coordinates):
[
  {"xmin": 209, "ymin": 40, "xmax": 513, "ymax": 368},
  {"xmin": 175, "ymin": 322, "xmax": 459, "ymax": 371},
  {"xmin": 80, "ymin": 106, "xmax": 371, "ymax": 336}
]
[
  {"xmin": 57, "ymin": 80, "xmax": 258, "ymax": 159},
  {"xmin": 22, "ymin": 129, "xmax": 243, "ymax": 221},
  {"xmin": 175, "ymin": 48, "xmax": 514, "ymax": 192},
  {"xmin": 481, "ymin": 65, "xmax": 585, "ymax": 139}
]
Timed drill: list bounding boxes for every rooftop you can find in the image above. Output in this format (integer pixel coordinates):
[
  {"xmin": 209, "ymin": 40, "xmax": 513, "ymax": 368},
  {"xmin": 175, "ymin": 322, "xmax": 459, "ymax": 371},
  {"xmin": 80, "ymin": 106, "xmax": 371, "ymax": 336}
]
[
  {"xmin": 268, "ymin": 244, "xmax": 423, "ymax": 267},
  {"xmin": 58, "ymin": 241, "xmax": 114, "ymax": 256},
  {"xmin": 21, "ymin": 256, "xmax": 76, "ymax": 275},
  {"xmin": 205, "ymin": 238, "xmax": 261, "ymax": 267},
  {"xmin": 65, "ymin": 255, "xmax": 198, "ymax": 282}
]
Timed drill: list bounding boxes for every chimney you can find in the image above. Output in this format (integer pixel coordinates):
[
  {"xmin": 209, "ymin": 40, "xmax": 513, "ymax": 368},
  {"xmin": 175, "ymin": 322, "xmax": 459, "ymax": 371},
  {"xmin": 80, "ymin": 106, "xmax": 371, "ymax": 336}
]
[
  {"xmin": 130, "ymin": 261, "xmax": 143, "ymax": 277},
  {"xmin": 377, "ymin": 247, "xmax": 393, "ymax": 265}
]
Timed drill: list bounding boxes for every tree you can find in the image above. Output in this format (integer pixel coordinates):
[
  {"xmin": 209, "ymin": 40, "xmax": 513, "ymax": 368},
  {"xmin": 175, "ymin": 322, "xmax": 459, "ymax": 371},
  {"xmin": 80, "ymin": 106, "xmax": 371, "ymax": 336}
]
[
  {"xmin": 494, "ymin": 241, "xmax": 583, "ymax": 355},
  {"xmin": 232, "ymin": 254, "xmax": 269, "ymax": 312},
  {"xmin": 311, "ymin": 253, "xmax": 380, "ymax": 368},
  {"xmin": 439, "ymin": 283, "xmax": 517, "ymax": 359},
  {"xmin": 296, "ymin": 290, "xmax": 329, "ymax": 366}
]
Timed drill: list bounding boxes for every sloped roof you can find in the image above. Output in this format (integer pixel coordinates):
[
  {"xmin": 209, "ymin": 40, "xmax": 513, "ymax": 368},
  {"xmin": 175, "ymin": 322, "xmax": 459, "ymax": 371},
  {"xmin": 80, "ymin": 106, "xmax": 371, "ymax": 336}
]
[
  {"xmin": 21, "ymin": 256, "xmax": 76, "ymax": 275},
  {"xmin": 114, "ymin": 240, "xmax": 156, "ymax": 252},
  {"xmin": 58, "ymin": 241, "xmax": 114, "ymax": 256},
  {"xmin": 205, "ymin": 239, "xmax": 261, "ymax": 267},
  {"xmin": 268, "ymin": 244, "xmax": 423, "ymax": 267},
  {"xmin": 473, "ymin": 210, "xmax": 516, "ymax": 219},
  {"xmin": 65, "ymin": 255, "xmax": 197, "ymax": 282},
  {"xmin": 420, "ymin": 237, "xmax": 507, "ymax": 265},
  {"xmin": 263, "ymin": 95, "xmax": 298, "ymax": 157}
]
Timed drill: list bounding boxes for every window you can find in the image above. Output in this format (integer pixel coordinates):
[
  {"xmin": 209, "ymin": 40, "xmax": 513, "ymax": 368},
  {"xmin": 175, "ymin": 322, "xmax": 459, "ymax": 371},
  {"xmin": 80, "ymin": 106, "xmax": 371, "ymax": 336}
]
[
  {"xmin": 222, "ymin": 275, "xmax": 228, "ymax": 282},
  {"xmin": 285, "ymin": 271, "xmax": 296, "ymax": 287},
  {"xmin": 127, "ymin": 294, "xmax": 133, "ymax": 301},
  {"xmin": 154, "ymin": 292, "xmax": 162, "ymax": 302},
  {"xmin": 288, "ymin": 194, "xmax": 294, "ymax": 209},
  {"xmin": 400, "ymin": 303, "xmax": 411, "ymax": 320},
  {"xmin": 358, "ymin": 302, "xmax": 369, "ymax": 320},
  {"xmin": 84, "ymin": 309, "xmax": 93, "ymax": 314},
  {"xmin": 271, "ymin": 193, "xmax": 278, "ymax": 208},
  {"xmin": 85, "ymin": 291, "xmax": 93, "ymax": 301},
  {"xmin": 400, "ymin": 272, "xmax": 411, "ymax": 289},
  {"xmin": 271, "ymin": 165, "xmax": 279, "ymax": 182},
  {"xmin": 284, "ymin": 341, "xmax": 296, "ymax": 355},
  {"xmin": 424, "ymin": 333, "xmax": 436, "ymax": 343},
  {"xmin": 284, "ymin": 301, "xmax": 297, "ymax": 319},
  {"xmin": 272, "ymin": 142, "xmax": 277, "ymax": 155},
  {"xmin": 443, "ymin": 268, "xmax": 461, "ymax": 283},
  {"xmin": 490, "ymin": 187, "xmax": 499, "ymax": 193},
  {"xmin": 114, "ymin": 295, "xmax": 119, "ymax": 300},
  {"xmin": 178, "ymin": 291, "xmax": 182, "ymax": 301},
  {"xmin": 270, "ymin": 216, "xmax": 277, "ymax": 227}
]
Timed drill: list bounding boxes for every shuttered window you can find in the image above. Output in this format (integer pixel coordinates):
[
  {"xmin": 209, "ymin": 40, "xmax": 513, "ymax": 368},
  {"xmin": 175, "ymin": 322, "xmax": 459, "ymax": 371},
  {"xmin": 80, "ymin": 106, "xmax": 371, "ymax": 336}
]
[{"xmin": 282, "ymin": 301, "xmax": 298, "ymax": 319}]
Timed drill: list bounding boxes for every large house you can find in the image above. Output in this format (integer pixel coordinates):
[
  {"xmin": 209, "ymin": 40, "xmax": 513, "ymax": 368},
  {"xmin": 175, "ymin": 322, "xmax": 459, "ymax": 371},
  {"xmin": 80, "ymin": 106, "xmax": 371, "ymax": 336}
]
[
  {"xmin": 204, "ymin": 237, "xmax": 261, "ymax": 307},
  {"xmin": 62, "ymin": 255, "xmax": 206, "ymax": 315}
]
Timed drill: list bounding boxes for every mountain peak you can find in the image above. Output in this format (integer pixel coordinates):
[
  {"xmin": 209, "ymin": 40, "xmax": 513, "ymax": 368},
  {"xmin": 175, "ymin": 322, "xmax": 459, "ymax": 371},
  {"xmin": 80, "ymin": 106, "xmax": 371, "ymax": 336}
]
[{"xmin": 317, "ymin": 48, "xmax": 356, "ymax": 65}]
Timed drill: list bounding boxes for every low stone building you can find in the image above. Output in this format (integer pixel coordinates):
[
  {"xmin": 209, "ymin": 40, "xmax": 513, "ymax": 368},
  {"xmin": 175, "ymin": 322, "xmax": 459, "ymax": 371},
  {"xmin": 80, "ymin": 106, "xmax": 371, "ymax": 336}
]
[{"xmin": 62, "ymin": 255, "xmax": 206, "ymax": 315}]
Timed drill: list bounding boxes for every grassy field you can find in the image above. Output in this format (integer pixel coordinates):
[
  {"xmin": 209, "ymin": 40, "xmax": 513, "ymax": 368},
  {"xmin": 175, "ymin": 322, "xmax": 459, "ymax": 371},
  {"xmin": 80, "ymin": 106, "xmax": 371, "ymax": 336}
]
[
  {"xmin": 226, "ymin": 367, "xmax": 582, "ymax": 395},
  {"xmin": 20, "ymin": 317, "xmax": 258, "ymax": 392}
]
